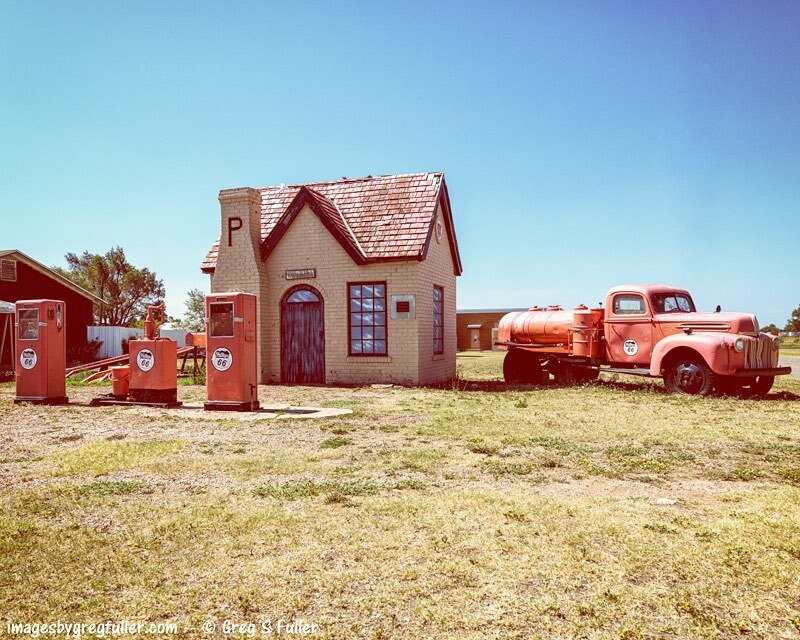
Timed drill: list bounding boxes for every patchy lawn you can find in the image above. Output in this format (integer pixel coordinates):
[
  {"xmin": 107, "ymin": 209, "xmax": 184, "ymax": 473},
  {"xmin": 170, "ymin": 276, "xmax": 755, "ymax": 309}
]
[{"xmin": 1, "ymin": 353, "xmax": 799, "ymax": 638}]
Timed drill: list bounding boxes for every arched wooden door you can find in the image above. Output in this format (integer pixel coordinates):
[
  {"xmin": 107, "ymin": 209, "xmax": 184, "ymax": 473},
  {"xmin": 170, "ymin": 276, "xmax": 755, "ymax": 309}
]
[{"xmin": 280, "ymin": 285, "xmax": 325, "ymax": 384}]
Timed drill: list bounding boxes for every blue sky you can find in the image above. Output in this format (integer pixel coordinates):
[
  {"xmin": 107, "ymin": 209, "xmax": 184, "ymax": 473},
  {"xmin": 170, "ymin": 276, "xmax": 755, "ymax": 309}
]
[{"xmin": 1, "ymin": 1, "xmax": 798, "ymax": 326}]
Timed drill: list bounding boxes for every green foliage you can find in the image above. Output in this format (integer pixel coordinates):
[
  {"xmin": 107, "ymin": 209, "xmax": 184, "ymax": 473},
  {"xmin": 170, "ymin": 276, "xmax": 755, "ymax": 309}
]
[
  {"xmin": 253, "ymin": 478, "xmax": 381, "ymax": 500},
  {"xmin": 54, "ymin": 246, "xmax": 165, "ymax": 326},
  {"xmin": 786, "ymin": 304, "xmax": 800, "ymax": 332},
  {"xmin": 172, "ymin": 288, "xmax": 206, "ymax": 331},
  {"xmin": 761, "ymin": 323, "xmax": 780, "ymax": 335},
  {"xmin": 77, "ymin": 480, "xmax": 148, "ymax": 496},
  {"xmin": 320, "ymin": 437, "xmax": 352, "ymax": 449},
  {"xmin": 67, "ymin": 338, "xmax": 103, "ymax": 365}
]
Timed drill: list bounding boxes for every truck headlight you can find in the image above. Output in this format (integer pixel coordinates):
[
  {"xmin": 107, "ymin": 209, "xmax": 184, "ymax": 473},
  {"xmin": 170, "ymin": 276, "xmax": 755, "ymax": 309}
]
[
  {"xmin": 734, "ymin": 338, "xmax": 745, "ymax": 352},
  {"xmin": 773, "ymin": 337, "xmax": 780, "ymax": 351}
]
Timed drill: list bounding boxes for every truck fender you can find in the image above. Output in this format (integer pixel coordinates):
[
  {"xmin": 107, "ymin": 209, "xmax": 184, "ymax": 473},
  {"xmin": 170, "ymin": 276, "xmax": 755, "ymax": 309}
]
[{"xmin": 649, "ymin": 332, "xmax": 730, "ymax": 377}]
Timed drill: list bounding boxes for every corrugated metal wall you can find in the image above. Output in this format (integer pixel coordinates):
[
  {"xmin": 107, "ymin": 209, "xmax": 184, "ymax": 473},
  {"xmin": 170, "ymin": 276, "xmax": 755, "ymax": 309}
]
[
  {"xmin": 87, "ymin": 327, "xmax": 189, "ymax": 358},
  {"xmin": 87, "ymin": 326, "xmax": 143, "ymax": 359}
]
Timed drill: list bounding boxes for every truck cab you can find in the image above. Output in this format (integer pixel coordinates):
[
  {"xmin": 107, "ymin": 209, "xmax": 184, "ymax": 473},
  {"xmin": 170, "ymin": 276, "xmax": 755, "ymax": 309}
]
[{"xmin": 607, "ymin": 284, "xmax": 785, "ymax": 396}]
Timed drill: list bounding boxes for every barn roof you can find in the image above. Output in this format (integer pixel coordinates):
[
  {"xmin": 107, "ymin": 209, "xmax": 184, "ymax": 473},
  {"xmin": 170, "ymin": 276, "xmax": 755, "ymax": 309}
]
[
  {"xmin": 201, "ymin": 172, "xmax": 462, "ymax": 275},
  {"xmin": 0, "ymin": 250, "xmax": 105, "ymax": 305}
]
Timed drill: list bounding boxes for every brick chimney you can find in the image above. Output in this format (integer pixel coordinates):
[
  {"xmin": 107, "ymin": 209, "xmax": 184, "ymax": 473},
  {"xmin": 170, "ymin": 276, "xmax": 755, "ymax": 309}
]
[{"xmin": 212, "ymin": 187, "xmax": 269, "ymax": 381}]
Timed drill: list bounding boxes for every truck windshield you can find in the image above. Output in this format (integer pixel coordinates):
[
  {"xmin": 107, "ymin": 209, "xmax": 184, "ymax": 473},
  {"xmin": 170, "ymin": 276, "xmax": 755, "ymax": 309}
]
[{"xmin": 651, "ymin": 293, "xmax": 695, "ymax": 313}]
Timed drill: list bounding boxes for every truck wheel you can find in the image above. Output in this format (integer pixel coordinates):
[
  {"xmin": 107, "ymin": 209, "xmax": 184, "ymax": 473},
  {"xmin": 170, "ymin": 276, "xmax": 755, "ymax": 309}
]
[
  {"xmin": 715, "ymin": 375, "xmax": 774, "ymax": 398},
  {"xmin": 714, "ymin": 376, "xmax": 740, "ymax": 397},
  {"xmin": 663, "ymin": 357, "xmax": 716, "ymax": 396},
  {"xmin": 740, "ymin": 375, "xmax": 774, "ymax": 398},
  {"xmin": 550, "ymin": 361, "xmax": 575, "ymax": 385},
  {"xmin": 503, "ymin": 350, "xmax": 544, "ymax": 385},
  {"xmin": 575, "ymin": 367, "xmax": 600, "ymax": 383}
]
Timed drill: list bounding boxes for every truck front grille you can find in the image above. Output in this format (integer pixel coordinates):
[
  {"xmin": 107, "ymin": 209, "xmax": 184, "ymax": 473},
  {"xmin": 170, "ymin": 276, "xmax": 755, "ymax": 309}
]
[{"xmin": 743, "ymin": 334, "xmax": 777, "ymax": 369}]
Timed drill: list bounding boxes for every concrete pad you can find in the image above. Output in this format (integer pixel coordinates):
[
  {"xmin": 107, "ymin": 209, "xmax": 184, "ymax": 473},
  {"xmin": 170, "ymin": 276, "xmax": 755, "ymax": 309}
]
[{"xmin": 88, "ymin": 404, "xmax": 352, "ymax": 421}]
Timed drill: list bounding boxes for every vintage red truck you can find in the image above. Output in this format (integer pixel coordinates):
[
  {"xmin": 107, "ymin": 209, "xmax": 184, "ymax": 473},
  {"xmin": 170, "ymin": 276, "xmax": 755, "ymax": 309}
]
[{"xmin": 497, "ymin": 284, "xmax": 790, "ymax": 397}]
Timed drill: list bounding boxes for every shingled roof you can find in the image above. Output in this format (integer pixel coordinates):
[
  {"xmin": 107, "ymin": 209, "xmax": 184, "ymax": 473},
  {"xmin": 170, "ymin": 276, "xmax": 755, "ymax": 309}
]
[{"xmin": 201, "ymin": 172, "xmax": 462, "ymax": 275}]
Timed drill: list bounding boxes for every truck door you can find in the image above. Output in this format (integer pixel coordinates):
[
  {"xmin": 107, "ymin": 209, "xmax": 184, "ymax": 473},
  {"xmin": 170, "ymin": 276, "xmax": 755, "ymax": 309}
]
[{"xmin": 604, "ymin": 292, "xmax": 653, "ymax": 366}]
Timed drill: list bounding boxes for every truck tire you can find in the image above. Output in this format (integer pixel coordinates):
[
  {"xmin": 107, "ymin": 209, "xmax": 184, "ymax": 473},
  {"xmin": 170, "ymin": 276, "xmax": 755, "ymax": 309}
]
[
  {"xmin": 575, "ymin": 366, "xmax": 600, "ymax": 383},
  {"xmin": 663, "ymin": 356, "xmax": 716, "ymax": 396},
  {"xmin": 716, "ymin": 375, "xmax": 774, "ymax": 398},
  {"xmin": 739, "ymin": 375, "xmax": 775, "ymax": 398},
  {"xmin": 503, "ymin": 350, "xmax": 545, "ymax": 385}
]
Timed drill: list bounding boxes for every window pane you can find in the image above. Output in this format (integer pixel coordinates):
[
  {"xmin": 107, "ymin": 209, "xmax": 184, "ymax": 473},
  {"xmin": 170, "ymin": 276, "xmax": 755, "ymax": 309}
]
[
  {"xmin": 210, "ymin": 303, "xmax": 234, "ymax": 337},
  {"xmin": 287, "ymin": 290, "xmax": 319, "ymax": 303},
  {"xmin": 18, "ymin": 309, "xmax": 39, "ymax": 340},
  {"xmin": 677, "ymin": 295, "xmax": 694, "ymax": 312},
  {"xmin": 613, "ymin": 295, "xmax": 645, "ymax": 315},
  {"xmin": 349, "ymin": 281, "xmax": 388, "ymax": 356},
  {"xmin": 433, "ymin": 286, "xmax": 444, "ymax": 355}
]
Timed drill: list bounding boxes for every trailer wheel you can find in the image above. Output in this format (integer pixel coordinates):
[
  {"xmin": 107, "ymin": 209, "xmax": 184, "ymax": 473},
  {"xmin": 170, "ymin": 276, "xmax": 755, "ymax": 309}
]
[
  {"xmin": 503, "ymin": 350, "xmax": 545, "ymax": 385},
  {"xmin": 663, "ymin": 356, "xmax": 716, "ymax": 396}
]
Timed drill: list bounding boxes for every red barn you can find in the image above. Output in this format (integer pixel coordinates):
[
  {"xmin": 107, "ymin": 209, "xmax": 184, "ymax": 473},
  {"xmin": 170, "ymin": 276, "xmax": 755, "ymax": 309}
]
[{"xmin": 0, "ymin": 250, "xmax": 103, "ymax": 365}]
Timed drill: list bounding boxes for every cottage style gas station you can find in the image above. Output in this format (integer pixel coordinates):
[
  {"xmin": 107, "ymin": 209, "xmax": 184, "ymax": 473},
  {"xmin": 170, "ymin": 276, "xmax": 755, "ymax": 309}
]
[{"xmin": 201, "ymin": 172, "xmax": 462, "ymax": 387}]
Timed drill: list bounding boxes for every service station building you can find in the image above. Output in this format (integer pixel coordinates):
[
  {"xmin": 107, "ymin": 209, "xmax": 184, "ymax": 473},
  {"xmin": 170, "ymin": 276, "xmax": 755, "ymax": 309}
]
[{"xmin": 201, "ymin": 173, "xmax": 462, "ymax": 386}]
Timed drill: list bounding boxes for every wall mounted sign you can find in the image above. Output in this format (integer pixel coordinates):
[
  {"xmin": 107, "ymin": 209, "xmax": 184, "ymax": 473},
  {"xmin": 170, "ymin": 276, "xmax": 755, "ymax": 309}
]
[
  {"xmin": 391, "ymin": 295, "xmax": 416, "ymax": 320},
  {"xmin": 227, "ymin": 216, "xmax": 243, "ymax": 246},
  {"xmin": 285, "ymin": 269, "xmax": 316, "ymax": 280}
]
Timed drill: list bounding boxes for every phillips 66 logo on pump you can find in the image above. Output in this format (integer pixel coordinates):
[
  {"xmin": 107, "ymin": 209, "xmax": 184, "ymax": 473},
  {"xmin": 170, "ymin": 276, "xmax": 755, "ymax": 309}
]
[
  {"xmin": 204, "ymin": 292, "xmax": 259, "ymax": 411},
  {"xmin": 14, "ymin": 299, "xmax": 68, "ymax": 405},
  {"xmin": 212, "ymin": 348, "xmax": 233, "ymax": 372}
]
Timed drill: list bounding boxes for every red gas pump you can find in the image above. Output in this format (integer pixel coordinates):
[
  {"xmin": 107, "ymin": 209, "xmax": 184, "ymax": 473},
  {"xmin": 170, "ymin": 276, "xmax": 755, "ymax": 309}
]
[
  {"xmin": 204, "ymin": 292, "xmax": 259, "ymax": 411},
  {"xmin": 14, "ymin": 299, "xmax": 68, "ymax": 405},
  {"xmin": 91, "ymin": 304, "xmax": 181, "ymax": 408},
  {"xmin": 128, "ymin": 304, "xmax": 179, "ymax": 405}
]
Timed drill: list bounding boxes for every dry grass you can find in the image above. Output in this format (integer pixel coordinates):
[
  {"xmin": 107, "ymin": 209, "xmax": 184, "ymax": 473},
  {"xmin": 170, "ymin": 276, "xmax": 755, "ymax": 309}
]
[{"xmin": 1, "ymin": 352, "xmax": 800, "ymax": 638}]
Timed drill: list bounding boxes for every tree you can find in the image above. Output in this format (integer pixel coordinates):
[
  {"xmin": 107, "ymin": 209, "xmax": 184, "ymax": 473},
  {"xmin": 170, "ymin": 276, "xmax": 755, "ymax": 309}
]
[
  {"xmin": 786, "ymin": 305, "xmax": 800, "ymax": 333},
  {"xmin": 173, "ymin": 288, "xmax": 206, "ymax": 331},
  {"xmin": 761, "ymin": 323, "xmax": 780, "ymax": 335},
  {"xmin": 54, "ymin": 247, "xmax": 165, "ymax": 326}
]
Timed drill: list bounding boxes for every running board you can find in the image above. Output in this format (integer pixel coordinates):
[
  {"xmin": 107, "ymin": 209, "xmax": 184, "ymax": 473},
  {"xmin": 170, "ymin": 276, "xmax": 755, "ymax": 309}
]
[{"xmin": 602, "ymin": 368, "xmax": 656, "ymax": 378}]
